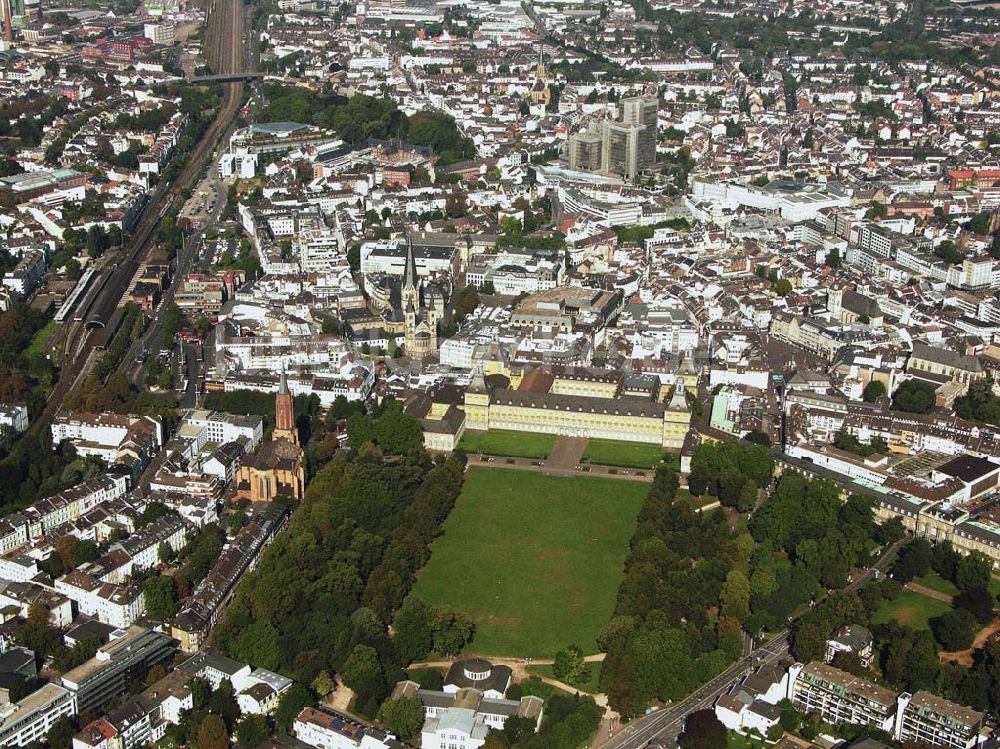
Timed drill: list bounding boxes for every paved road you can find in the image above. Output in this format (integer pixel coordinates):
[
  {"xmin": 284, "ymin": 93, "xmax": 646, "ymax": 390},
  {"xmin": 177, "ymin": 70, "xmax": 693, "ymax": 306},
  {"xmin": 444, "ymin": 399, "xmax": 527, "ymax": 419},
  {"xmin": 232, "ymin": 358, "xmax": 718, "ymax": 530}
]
[
  {"xmin": 596, "ymin": 539, "xmax": 904, "ymax": 749},
  {"xmin": 904, "ymin": 581, "xmax": 953, "ymax": 604},
  {"xmin": 467, "ymin": 454, "xmax": 654, "ymax": 483},
  {"xmin": 597, "ymin": 633, "xmax": 789, "ymax": 749},
  {"xmin": 21, "ymin": 0, "xmax": 245, "ymax": 446},
  {"xmin": 545, "ymin": 436, "xmax": 587, "ymax": 469},
  {"xmin": 122, "ymin": 166, "xmax": 229, "ymax": 390},
  {"xmin": 118, "ymin": 0, "xmax": 245, "ymax": 393}
]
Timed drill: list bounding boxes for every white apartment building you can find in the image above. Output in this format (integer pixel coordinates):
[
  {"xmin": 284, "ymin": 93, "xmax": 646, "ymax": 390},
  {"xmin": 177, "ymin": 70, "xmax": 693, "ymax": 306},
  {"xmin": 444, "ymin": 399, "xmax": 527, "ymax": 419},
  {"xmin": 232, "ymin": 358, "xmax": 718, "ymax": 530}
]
[
  {"xmin": 0, "ymin": 582, "xmax": 73, "ymax": 627},
  {"xmin": 393, "ymin": 681, "xmax": 543, "ymax": 749},
  {"xmin": 221, "ymin": 367, "xmax": 375, "ymax": 407},
  {"xmin": 0, "ymin": 684, "xmax": 77, "ymax": 748},
  {"xmin": 465, "ymin": 252, "xmax": 563, "ymax": 296},
  {"xmin": 719, "ymin": 663, "xmax": 988, "ymax": 748},
  {"xmin": 143, "ymin": 22, "xmax": 174, "ymax": 44},
  {"xmin": 93, "ymin": 515, "xmax": 191, "ymax": 584},
  {"xmin": 52, "ymin": 413, "xmax": 162, "ymax": 452},
  {"xmin": 0, "ymin": 404, "xmax": 28, "ymax": 434},
  {"xmin": 0, "ymin": 556, "xmax": 38, "ymax": 582},
  {"xmin": 439, "ymin": 338, "xmax": 477, "ymax": 369},
  {"xmin": 0, "ymin": 518, "xmax": 29, "ymax": 556},
  {"xmin": 422, "ymin": 709, "xmax": 489, "ymax": 749},
  {"xmin": 55, "ymin": 572, "xmax": 145, "ymax": 629},
  {"xmin": 895, "ymin": 691, "xmax": 985, "ymax": 749},
  {"xmin": 708, "ymin": 365, "xmax": 771, "ymax": 391},
  {"xmin": 178, "ymin": 410, "xmax": 264, "ymax": 452},
  {"xmin": 50, "ymin": 412, "xmax": 163, "ymax": 471},
  {"xmin": 300, "ymin": 235, "xmax": 342, "ymax": 273},
  {"xmin": 293, "ymin": 705, "xmax": 401, "ymax": 749},
  {"xmin": 23, "ymin": 474, "xmax": 129, "ymax": 541},
  {"xmin": 218, "ymin": 152, "xmax": 258, "ymax": 180},
  {"xmin": 788, "ymin": 662, "xmax": 899, "ymax": 732},
  {"xmin": 2, "ymin": 250, "xmax": 46, "ymax": 298}
]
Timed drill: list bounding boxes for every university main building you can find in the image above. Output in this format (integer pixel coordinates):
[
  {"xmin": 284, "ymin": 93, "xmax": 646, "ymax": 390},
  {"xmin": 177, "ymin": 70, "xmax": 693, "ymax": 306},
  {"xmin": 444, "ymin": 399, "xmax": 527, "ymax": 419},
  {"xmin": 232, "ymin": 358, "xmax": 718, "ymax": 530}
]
[{"xmin": 413, "ymin": 364, "xmax": 693, "ymax": 452}]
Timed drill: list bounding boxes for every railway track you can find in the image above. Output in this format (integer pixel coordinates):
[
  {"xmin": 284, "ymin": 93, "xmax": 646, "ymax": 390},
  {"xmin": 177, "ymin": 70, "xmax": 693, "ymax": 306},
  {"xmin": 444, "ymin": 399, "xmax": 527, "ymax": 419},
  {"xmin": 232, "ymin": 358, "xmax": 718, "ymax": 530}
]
[
  {"xmin": 27, "ymin": 0, "xmax": 247, "ymax": 435},
  {"xmin": 85, "ymin": 0, "xmax": 245, "ymax": 333}
]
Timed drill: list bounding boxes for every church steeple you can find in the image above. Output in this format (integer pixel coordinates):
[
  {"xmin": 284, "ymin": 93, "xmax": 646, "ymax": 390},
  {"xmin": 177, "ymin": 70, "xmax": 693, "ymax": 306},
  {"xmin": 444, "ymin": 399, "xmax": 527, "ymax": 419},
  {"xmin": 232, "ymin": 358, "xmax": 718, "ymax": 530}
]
[
  {"xmin": 529, "ymin": 41, "xmax": 551, "ymax": 108},
  {"xmin": 273, "ymin": 366, "xmax": 298, "ymax": 445},
  {"xmin": 402, "ymin": 234, "xmax": 420, "ymax": 316},
  {"xmin": 398, "ymin": 234, "xmax": 438, "ymax": 360},
  {"xmin": 403, "ymin": 234, "xmax": 418, "ymax": 293}
]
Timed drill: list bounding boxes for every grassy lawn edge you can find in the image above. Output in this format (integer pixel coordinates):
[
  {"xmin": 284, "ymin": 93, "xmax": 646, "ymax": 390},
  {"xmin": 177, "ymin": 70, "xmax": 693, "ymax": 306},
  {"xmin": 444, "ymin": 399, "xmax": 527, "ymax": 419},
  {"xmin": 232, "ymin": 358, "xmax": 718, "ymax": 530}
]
[
  {"xmin": 458, "ymin": 429, "xmax": 555, "ymax": 459},
  {"xmin": 411, "ymin": 466, "xmax": 646, "ymax": 657}
]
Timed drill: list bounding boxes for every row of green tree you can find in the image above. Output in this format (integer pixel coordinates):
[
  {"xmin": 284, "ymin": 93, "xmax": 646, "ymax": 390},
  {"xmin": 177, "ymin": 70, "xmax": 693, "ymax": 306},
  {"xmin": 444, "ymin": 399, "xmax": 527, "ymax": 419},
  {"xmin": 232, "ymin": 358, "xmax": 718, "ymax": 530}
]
[
  {"xmin": 599, "ymin": 467, "xmax": 747, "ymax": 715},
  {"xmin": 481, "ymin": 693, "xmax": 602, "ymax": 749},
  {"xmin": 0, "ymin": 304, "xmax": 57, "ymax": 431},
  {"xmin": 891, "ymin": 539, "xmax": 996, "ymax": 653},
  {"xmin": 790, "ymin": 535, "xmax": 1000, "ymax": 717},
  {"xmin": 955, "ymin": 379, "xmax": 1000, "ymax": 427},
  {"xmin": 603, "ymin": 465, "xmax": 902, "ymax": 717},
  {"xmin": 686, "ymin": 440, "xmax": 773, "ymax": 512},
  {"xmin": 63, "ymin": 372, "xmax": 177, "ymax": 421},
  {"xmin": 344, "ymin": 402, "xmax": 425, "ymax": 455},
  {"xmin": 613, "ymin": 218, "xmax": 691, "ymax": 245},
  {"xmin": 213, "ymin": 443, "xmax": 468, "ymax": 717},
  {"xmin": 749, "ymin": 475, "xmax": 903, "ymax": 636},
  {"xmin": 497, "ymin": 217, "xmax": 566, "ymax": 252},
  {"xmin": 256, "ymin": 87, "xmax": 475, "ymax": 164}
]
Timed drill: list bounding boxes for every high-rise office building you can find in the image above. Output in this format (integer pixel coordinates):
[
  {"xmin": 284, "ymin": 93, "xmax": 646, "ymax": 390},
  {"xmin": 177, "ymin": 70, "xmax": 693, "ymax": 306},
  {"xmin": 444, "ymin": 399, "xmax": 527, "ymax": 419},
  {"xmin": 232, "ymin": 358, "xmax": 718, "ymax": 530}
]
[
  {"xmin": 565, "ymin": 95, "xmax": 659, "ymax": 182},
  {"xmin": 621, "ymin": 95, "xmax": 658, "ymax": 127},
  {"xmin": 606, "ymin": 122, "xmax": 637, "ymax": 180},
  {"xmin": 568, "ymin": 131, "xmax": 603, "ymax": 172},
  {"xmin": 621, "ymin": 96, "xmax": 658, "ymax": 174}
]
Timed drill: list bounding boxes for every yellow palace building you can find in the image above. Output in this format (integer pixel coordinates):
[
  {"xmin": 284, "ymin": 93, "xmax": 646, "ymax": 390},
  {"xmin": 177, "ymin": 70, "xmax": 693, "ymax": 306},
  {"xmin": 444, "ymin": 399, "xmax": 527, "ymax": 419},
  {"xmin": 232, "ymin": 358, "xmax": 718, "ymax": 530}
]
[{"xmin": 463, "ymin": 365, "xmax": 692, "ymax": 449}]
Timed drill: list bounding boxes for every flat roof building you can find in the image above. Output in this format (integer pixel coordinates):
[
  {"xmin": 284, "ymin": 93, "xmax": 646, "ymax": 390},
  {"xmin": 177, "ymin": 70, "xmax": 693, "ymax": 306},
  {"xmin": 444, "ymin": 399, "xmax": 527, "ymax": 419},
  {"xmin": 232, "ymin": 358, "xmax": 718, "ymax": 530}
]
[
  {"xmin": 61, "ymin": 626, "xmax": 175, "ymax": 714},
  {"xmin": 896, "ymin": 690, "xmax": 986, "ymax": 749}
]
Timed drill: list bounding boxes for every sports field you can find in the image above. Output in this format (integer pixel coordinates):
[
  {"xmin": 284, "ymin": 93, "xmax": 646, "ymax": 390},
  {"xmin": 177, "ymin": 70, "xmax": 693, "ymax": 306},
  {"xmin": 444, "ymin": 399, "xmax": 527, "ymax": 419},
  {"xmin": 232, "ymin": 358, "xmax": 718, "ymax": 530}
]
[
  {"xmin": 411, "ymin": 466, "xmax": 646, "ymax": 657},
  {"xmin": 457, "ymin": 430, "xmax": 556, "ymax": 459}
]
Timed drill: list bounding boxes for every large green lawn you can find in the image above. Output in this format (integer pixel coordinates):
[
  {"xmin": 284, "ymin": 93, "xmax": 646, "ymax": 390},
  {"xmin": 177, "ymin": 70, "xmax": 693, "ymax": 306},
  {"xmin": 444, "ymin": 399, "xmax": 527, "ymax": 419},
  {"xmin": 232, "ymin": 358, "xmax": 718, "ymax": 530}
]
[
  {"xmin": 873, "ymin": 590, "xmax": 952, "ymax": 630},
  {"xmin": 914, "ymin": 573, "xmax": 958, "ymax": 598},
  {"xmin": 411, "ymin": 467, "xmax": 646, "ymax": 657},
  {"xmin": 581, "ymin": 439, "xmax": 667, "ymax": 469},
  {"xmin": 458, "ymin": 430, "xmax": 556, "ymax": 459}
]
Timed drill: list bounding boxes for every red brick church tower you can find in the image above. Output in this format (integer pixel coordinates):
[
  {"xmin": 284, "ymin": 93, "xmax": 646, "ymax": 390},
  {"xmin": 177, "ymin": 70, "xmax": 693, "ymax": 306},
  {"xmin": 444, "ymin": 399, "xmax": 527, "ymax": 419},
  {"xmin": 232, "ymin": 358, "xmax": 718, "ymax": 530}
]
[{"xmin": 273, "ymin": 369, "xmax": 298, "ymax": 446}]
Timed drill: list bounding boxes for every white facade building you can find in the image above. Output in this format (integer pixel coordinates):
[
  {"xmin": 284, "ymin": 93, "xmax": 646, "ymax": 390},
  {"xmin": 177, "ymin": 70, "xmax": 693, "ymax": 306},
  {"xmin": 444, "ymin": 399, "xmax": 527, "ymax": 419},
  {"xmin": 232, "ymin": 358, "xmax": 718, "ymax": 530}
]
[
  {"xmin": 0, "ymin": 684, "xmax": 77, "ymax": 748},
  {"xmin": 0, "ymin": 404, "xmax": 28, "ymax": 435}
]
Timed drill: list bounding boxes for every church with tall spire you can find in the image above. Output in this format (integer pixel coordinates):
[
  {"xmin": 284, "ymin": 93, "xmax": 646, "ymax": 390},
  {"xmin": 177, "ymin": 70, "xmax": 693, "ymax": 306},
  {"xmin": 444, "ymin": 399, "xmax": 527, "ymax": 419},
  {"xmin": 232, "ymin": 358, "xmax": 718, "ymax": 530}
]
[
  {"xmin": 528, "ymin": 42, "xmax": 551, "ymax": 108},
  {"xmin": 401, "ymin": 236, "xmax": 438, "ymax": 358},
  {"xmin": 234, "ymin": 368, "xmax": 305, "ymax": 503},
  {"xmin": 272, "ymin": 368, "xmax": 298, "ymax": 446}
]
